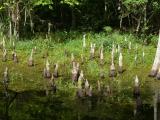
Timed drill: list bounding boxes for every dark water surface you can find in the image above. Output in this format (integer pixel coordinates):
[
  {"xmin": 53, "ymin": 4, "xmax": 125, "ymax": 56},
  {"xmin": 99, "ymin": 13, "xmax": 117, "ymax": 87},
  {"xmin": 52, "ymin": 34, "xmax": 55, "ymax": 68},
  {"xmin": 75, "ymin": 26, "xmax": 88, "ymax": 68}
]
[{"xmin": 0, "ymin": 89, "xmax": 156, "ymax": 120}]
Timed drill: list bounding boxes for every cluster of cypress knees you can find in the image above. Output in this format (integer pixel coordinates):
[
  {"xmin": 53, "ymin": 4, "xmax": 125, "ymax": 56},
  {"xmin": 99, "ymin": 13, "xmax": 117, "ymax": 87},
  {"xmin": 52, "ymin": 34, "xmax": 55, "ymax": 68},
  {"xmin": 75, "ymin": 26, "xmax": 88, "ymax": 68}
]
[{"xmin": 0, "ymin": 38, "xmax": 141, "ymax": 100}]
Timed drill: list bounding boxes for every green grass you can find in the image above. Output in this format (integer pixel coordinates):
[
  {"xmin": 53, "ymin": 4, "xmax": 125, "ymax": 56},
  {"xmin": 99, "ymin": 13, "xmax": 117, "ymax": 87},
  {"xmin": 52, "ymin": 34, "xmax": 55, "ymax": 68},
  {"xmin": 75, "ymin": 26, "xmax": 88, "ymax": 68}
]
[{"xmin": 0, "ymin": 31, "xmax": 158, "ymax": 96}]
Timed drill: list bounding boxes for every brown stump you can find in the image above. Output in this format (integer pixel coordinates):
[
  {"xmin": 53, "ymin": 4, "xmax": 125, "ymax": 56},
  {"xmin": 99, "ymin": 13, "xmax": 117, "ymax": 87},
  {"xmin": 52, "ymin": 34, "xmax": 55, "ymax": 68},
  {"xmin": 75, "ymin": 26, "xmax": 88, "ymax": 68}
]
[
  {"xmin": 71, "ymin": 62, "xmax": 80, "ymax": 83},
  {"xmin": 43, "ymin": 68, "xmax": 51, "ymax": 78},
  {"xmin": 72, "ymin": 69, "xmax": 78, "ymax": 83},
  {"xmin": 133, "ymin": 76, "xmax": 140, "ymax": 98},
  {"xmin": 118, "ymin": 66, "xmax": 123, "ymax": 74},
  {"xmin": 28, "ymin": 59, "xmax": 34, "ymax": 66},
  {"xmin": 109, "ymin": 70, "xmax": 117, "ymax": 77},
  {"xmin": 103, "ymin": 85, "xmax": 111, "ymax": 97},
  {"xmin": 109, "ymin": 63, "xmax": 117, "ymax": 77},
  {"xmin": 13, "ymin": 53, "xmax": 18, "ymax": 63}
]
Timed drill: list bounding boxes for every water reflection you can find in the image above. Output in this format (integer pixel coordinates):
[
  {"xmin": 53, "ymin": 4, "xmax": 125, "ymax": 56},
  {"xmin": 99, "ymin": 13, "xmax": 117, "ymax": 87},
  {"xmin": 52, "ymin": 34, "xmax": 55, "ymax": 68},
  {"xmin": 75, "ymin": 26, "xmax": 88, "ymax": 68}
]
[
  {"xmin": 0, "ymin": 89, "xmax": 154, "ymax": 120},
  {"xmin": 154, "ymin": 89, "xmax": 160, "ymax": 120}
]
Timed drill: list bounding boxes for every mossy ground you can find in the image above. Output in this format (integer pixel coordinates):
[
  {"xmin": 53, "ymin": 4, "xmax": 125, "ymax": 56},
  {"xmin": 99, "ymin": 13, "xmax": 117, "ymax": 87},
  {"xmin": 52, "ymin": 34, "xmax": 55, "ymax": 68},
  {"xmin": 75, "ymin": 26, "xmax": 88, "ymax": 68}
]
[{"xmin": 0, "ymin": 31, "xmax": 159, "ymax": 120}]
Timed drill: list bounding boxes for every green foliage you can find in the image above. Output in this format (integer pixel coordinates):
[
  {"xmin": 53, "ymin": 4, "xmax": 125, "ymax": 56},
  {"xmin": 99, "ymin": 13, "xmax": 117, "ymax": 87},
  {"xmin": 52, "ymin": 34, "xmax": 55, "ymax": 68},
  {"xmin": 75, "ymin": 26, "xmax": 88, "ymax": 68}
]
[
  {"xmin": 61, "ymin": 0, "xmax": 79, "ymax": 6},
  {"xmin": 103, "ymin": 26, "xmax": 113, "ymax": 34},
  {"xmin": 123, "ymin": 0, "xmax": 147, "ymax": 5},
  {"xmin": 32, "ymin": 0, "xmax": 53, "ymax": 6}
]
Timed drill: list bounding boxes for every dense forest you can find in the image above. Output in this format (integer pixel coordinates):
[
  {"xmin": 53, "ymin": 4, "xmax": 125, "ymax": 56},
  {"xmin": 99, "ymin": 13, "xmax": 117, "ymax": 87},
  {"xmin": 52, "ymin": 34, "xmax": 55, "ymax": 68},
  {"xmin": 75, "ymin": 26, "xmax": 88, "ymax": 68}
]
[{"xmin": 0, "ymin": 0, "xmax": 160, "ymax": 37}]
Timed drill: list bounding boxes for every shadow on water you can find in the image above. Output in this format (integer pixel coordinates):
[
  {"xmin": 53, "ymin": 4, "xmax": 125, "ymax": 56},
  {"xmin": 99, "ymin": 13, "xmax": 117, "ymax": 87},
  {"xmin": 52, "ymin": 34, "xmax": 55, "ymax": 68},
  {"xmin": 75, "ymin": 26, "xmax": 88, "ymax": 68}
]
[{"xmin": 0, "ymin": 89, "xmax": 154, "ymax": 120}]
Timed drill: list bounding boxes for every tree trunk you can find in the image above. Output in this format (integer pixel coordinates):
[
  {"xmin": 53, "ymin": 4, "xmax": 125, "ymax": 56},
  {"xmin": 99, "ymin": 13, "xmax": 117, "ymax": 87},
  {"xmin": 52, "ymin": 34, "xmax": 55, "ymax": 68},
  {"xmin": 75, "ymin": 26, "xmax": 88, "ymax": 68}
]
[
  {"xmin": 120, "ymin": 16, "xmax": 123, "ymax": 29},
  {"xmin": 136, "ymin": 16, "xmax": 141, "ymax": 33},
  {"xmin": 149, "ymin": 31, "xmax": 160, "ymax": 77},
  {"xmin": 9, "ymin": 10, "xmax": 12, "ymax": 41}
]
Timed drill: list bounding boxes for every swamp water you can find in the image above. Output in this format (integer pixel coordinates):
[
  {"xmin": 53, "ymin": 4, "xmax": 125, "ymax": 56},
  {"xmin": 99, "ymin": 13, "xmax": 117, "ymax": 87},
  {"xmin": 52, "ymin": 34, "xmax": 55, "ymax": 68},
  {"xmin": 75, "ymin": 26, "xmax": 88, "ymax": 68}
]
[{"xmin": 0, "ymin": 75, "xmax": 158, "ymax": 120}]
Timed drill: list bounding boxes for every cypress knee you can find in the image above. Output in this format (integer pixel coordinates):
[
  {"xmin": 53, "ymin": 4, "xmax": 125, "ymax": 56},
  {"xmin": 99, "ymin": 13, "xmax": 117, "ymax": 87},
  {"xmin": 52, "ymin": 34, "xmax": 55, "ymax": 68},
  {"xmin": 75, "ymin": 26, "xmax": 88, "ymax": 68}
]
[
  {"xmin": 90, "ymin": 43, "xmax": 95, "ymax": 60},
  {"xmin": 72, "ymin": 68, "xmax": 78, "ymax": 83},
  {"xmin": 43, "ymin": 59, "xmax": 51, "ymax": 78},
  {"xmin": 109, "ymin": 62, "xmax": 117, "ymax": 77},
  {"xmin": 53, "ymin": 63, "xmax": 59, "ymax": 78},
  {"xmin": 118, "ymin": 52, "xmax": 123, "ymax": 73},
  {"xmin": 28, "ymin": 49, "xmax": 34, "ymax": 66},
  {"xmin": 133, "ymin": 76, "xmax": 140, "ymax": 98},
  {"xmin": 2, "ymin": 49, "xmax": 7, "ymax": 62},
  {"xmin": 12, "ymin": 51, "xmax": 18, "ymax": 63},
  {"xmin": 99, "ymin": 45, "xmax": 104, "ymax": 65}
]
